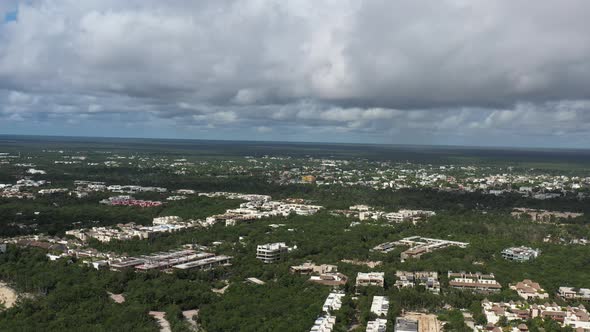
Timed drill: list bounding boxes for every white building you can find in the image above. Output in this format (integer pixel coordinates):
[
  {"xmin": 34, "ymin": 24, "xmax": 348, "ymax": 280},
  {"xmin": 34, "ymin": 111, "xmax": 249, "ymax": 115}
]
[
  {"xmin": 310, "ymin": 315, "xmax": 336, "ymax": 332},
  {"xmin": 322, "ymin": 292, "xmax": 345, "ymax": 313},
  {"xmin": 256, "ymin": 242, "xmax": 290, "ymax": 263},
  {"xmin": 356, "ymin": 272, "xmax": 385, "ymax": 288},
  {"xmin": 370, "ymin": 296, "xmax": 389, "ymax": 317},
  {"xmin": 152, "ymin": 216, "xmax": 183, "ymax": 225},
  {"xmin": 501, "ymin": 246, "xmax": 541, "ymax": 262},
  {"xmin": 559, "ymin": 287, "xmax": 590, "ymax": 301}
]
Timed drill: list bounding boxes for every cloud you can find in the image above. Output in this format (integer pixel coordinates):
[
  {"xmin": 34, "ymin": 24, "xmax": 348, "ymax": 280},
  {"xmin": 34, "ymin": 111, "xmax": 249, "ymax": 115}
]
[{"xmin": 0, "ymin": 0, "xmax": 590, "ymax": 147}]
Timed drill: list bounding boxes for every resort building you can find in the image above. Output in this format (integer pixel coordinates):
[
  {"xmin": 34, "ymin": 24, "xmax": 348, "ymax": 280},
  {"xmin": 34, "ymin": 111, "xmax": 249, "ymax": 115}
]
[
  {"xmin": 448, "ymin": 272, "xmax": 502, "ymax": 293},
  {"xmin": 510, "ymin": 280, "xmax": 549, "ymax": 300},
  {"xmin": 501, "ymin": 246, "xmax": 541, "ymax": 262},
  {"xmin": 356, "ymin": 272, "xmax": 385, "ymax": 288},
  {"xmin": 256, "ymin": 242, "xmax": 290, "ymax": 263}
]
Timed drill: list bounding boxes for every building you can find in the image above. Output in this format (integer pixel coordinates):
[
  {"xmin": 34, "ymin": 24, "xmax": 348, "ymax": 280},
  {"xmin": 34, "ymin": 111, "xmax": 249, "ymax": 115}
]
[
  {"xmin": 322, "ymin": 292, "xmax": 345, "ymax": 313},
  {"xmin": 310, "ymin": 315, "xmax": 336, "ymax": 332},
  {"xmin": 559, "ymin": 287, "xmax": 590, "ymax": 301},
  {"xmin": 366, "ymin": 318, "xmax": 388, "ymax": 332},
  {"xmin": 501, "ymin": 247, "xmax": 541, "ymax": 262},
  {"xmin": 510, "ymin": 280, "xmax": 549, "ymax": 300},
  {"xmin": 356, "ymin": 272, "xmax": 385, "ymax": 288},
  {"xmin": 394, "ymin": 271, "xmax": 440, "ymax": 294},
  {"xmin": 370, "ymin": 296, "xmax": 389, "ymax": 317},
  {"xmin": 290, "ymin": 262, "xmax": 337, "ymax": 274},
  {"xmin": 394, "ymin": 317, "xmax": 418, "ymax": 332},
  {"xmin": 482, "ymin": 300, "xmax": 590, "ymax": 330},
  {"xmin": 256, "ymin": 242, "xmax": 289, "ymax": 263},
  {"xmin": 373, "ymin": 236, "xmax": 468, "ymax": 261},
  {"xmin": 511, "ymin": 208, "xmax": 583, "ymax": 222},
  {"xmin": 448, "ymin": 272, "xmax": 502, "ymax": 293},
  {"xmin": 108, "ymin": 250, "xmax": 231, "ymax": 272},
  {"xmin": 152, "ymin": 216, "xmax": 183, "ymax": 225},
  {"xmin": 173, "ymin": 255, "xmax": 232, "ymax": 271},
  {"xmin": 309, "ymin": 273, "xmax": 348, "ymax": 287}
]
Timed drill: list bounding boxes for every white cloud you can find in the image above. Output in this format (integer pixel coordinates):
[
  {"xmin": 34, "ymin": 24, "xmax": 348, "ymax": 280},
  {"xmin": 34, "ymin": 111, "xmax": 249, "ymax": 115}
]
[{"xmin": 0, "ymin": 1, "xmax": 590, "ymax": 146}]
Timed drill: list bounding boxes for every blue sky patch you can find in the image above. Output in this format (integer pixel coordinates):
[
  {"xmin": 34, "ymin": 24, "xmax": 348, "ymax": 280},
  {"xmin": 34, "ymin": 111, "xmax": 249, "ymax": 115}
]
[{"xmin": 4, "ymin": 10, "xmax": 18, "ymax": 23}]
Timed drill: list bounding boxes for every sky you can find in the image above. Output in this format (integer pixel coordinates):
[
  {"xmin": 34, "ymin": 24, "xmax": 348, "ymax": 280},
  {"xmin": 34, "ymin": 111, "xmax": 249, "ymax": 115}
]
[{"xmin": 1, "ymin": 1, "xmax": 590, "ymax": 148}]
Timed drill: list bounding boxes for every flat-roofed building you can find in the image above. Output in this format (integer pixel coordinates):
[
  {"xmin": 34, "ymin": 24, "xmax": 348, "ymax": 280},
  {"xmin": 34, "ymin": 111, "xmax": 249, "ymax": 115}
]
[
  {"xmin": 370, "ymin": 296, "xmax": 389, "ymax": 317},
  {"xmin": 373, "ymin": 236, "xmax": 468, "ymax": 261},
  {"xmin": 173, "ymin": 255, "xmax": 232, "ymax": 270},
  {"xmin": 322, "ymin": 292, "xmax": 345, "ymax": 313},
  {"xmin": 256, "ymin": 242, "xmax": 290, "ymax": 263},
  {"xmin": 501, "ymin": 246, "xmax": 540, "ymax": 262},
  {"xmin": 290, "ymin": 262, "xmax": 338, "ymax": 275},
  {"xmin": 109, "ymin": 258, "xmax": 146, "ymax": 270},
  {"xmin": 310, "ymin": 315, "xmax": 336, "ymax": 332},
  {"xmin": 356, "ymin": 272, "xmax": 385, "ymax": 288},
  {"xmin": 558, "ymin": 287, "xmax": 590, "ymax": 301},
  {"xmin": 309, "ymin": 273, "xmax": 348, "ymax": 286},
  {"xmin": 394, "ymin": 271, "xmax": 440, "ymax": 294}
]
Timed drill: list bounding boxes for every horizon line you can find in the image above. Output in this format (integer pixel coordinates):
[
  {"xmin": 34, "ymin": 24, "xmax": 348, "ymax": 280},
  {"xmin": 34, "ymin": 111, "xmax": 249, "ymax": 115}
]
[{"xmin": 0, "ymin": 133, "xmax": 589, "ymax": 152}]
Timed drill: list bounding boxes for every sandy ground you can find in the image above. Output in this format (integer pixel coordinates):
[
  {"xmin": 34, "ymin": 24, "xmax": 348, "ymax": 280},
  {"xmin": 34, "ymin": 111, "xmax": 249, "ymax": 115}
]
[
  {"xmin": 149, "ymin": 311, "xmax": 172, "ymax": 332},
  {"xmin": 108, "ymin": 292, "xmax": 126, "ymax": 304},
  {"xmin": 183, "ymin": 309, "xmax": 199, "ymax": 330},
  {"xmin": 211, "ymin": 284, "xmax": 229, "ymax": 294},
  {"xmin": 0, "ymin": 282, "xmax": 18, "ymax": 309},
  {"xmin": 404, "ymin": 312, "xmax": 442, "ymax": 332}
]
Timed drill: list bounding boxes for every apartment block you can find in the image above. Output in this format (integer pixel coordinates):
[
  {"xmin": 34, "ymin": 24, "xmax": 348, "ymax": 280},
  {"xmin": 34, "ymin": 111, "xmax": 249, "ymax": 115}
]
[
  {"xmin": 394, "ymin": 271, "xmax": 440, "ymax": 294},
  {"xmin": 256, "ymin": 242, "xmax": 289, "ymax": 263},
  {"xmin": 356, "ymin": 272, "xmax": 385, "ymax": 288},
  {"xmin": 501, "ymin": 246, "xmax": 541, "ymax": 262},
  {"xmin": 448, "ymin": 271, "xmax": 502, "ymax": 293}
]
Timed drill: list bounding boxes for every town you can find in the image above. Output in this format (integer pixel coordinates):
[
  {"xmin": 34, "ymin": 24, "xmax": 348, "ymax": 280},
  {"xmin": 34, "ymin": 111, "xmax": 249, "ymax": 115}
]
[{"xmin": 0, "ymin": 141, "xmax": 589, "ymax": 332}]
